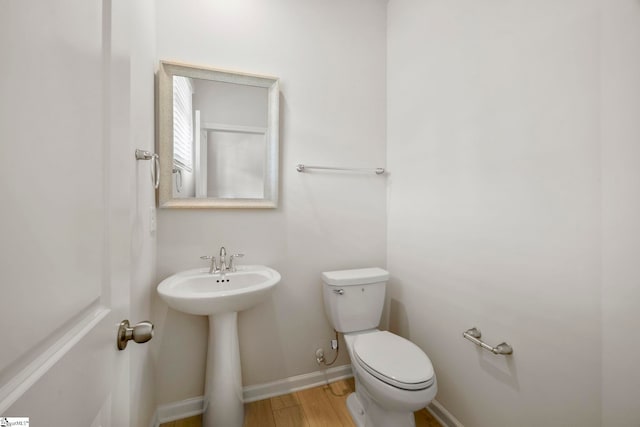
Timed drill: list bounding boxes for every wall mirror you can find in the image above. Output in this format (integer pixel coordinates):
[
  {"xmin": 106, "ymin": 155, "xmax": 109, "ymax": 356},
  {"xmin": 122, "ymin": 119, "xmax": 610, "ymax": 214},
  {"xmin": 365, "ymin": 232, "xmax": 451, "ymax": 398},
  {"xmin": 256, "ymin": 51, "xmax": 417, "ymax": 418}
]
[{"xmin": 157, "ymin": 61, "xmax": 279, "ymax": 208}]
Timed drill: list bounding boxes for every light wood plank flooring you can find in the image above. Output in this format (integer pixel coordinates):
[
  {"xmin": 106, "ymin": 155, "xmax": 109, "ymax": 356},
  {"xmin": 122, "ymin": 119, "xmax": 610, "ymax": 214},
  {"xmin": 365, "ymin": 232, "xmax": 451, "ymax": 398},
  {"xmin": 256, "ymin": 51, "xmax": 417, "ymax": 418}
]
[{"xmin": 160, "ymin": 378, "xmax": 441, "ymax": 427}]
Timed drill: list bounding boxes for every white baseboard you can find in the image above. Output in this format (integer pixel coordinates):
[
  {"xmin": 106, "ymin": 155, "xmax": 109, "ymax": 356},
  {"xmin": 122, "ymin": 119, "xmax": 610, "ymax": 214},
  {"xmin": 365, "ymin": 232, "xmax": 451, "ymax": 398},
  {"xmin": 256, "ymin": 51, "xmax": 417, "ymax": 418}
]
[
  {"xmin": 151, "ymin": 365, "xmax": 353, "ymax": 426},
  {"xmin": 427, "ymin": 399, "xmax": 464, "ymax": 427},
  {"xmin": 243, "ymin": 364, "xmax": 353, "ymax": 403},
  {"xmin": 153, "ymin": 396, "xmax": 205, "ymax": 426}
]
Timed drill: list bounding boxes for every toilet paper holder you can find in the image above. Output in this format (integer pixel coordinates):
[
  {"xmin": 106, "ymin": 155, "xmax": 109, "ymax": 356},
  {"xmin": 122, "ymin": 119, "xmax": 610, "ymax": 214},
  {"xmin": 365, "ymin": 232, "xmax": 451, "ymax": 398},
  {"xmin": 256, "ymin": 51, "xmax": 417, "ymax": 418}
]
[{"xmin": 463, "ymin": 327, "xmax": 513, "ymax": 355}]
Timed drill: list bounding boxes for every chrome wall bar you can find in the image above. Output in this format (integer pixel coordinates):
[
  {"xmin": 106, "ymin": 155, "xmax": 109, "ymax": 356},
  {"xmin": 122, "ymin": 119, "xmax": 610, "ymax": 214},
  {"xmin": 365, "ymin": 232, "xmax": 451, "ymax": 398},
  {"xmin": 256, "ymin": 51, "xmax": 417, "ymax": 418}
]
[
  {"xmin": 296, "ymin": 164, "xmax": 385, "ymax": 175},
  {"xmin": 463, "ymin": 327, "xmax": 513, "ymax": 355}
]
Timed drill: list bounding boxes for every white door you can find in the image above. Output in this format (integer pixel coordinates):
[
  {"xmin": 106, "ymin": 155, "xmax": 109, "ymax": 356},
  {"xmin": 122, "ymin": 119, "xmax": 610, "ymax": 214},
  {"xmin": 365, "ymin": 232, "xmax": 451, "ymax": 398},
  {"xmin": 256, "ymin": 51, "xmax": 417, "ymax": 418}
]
[{"xmin": 0, "ymin": 0, "xmax": 135, "ymax": 425}]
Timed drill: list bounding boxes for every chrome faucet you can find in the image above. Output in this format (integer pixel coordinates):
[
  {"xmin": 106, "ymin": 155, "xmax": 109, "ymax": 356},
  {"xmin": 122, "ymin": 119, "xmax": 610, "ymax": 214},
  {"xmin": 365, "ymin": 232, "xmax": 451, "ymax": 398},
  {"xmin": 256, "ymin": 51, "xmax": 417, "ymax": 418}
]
[
  {"xmin": 219, "ymin": 246, "xmax": 227, "ymax": 272},
  {"xmin": 200, "ymin": 247, "xmax": 244, "ymax": 275},
  {"xmin": 229, "ymin": 253, "xmax": 244, "ymax": 271},
  {"xmin": 200, "ymin": 255, "xmax": 217, "ymax": 274}
]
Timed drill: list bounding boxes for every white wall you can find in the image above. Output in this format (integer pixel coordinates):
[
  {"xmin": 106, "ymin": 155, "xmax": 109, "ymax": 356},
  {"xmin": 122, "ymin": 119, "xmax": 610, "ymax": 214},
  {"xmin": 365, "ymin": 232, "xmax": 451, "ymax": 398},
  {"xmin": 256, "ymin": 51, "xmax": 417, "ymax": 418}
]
[
  {"xmin": 387, "ymin": 0, "xmax": 603, "ymax": 425},
  {"xmin": 601, "ymin": 1, "xmax": 640, "ymax": 425},
  {"xmin": 150, "ymin": 1, "xmax": 640, "ymax": 422},
  {"xmin": 153, "ymin": 0, "xmax": 387, "ymax": 405}
]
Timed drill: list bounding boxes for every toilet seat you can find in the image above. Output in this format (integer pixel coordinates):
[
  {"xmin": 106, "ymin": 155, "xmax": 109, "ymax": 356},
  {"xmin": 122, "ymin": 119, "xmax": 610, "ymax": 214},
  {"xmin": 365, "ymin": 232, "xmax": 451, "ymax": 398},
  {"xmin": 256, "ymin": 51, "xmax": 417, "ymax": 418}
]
[{"xmin": 353, "ymin": 331, "xmax": 434, "ymax": 391}]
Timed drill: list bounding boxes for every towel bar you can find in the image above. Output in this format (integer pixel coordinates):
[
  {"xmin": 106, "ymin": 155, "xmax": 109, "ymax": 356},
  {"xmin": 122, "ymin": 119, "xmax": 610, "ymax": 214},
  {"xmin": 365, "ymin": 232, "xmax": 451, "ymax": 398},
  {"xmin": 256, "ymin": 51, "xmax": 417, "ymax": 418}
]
[{"xmin": 296, "ymin": 164, "xmax": 385, "ymax": 175}]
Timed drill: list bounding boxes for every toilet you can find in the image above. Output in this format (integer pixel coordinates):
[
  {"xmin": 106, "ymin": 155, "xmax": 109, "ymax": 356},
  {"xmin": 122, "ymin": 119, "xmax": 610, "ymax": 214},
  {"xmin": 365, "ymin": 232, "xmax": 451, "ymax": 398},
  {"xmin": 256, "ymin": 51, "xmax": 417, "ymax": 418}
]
[{"xmin": 322, "ymin": 268, "xmax": 437, "ymax": 427}]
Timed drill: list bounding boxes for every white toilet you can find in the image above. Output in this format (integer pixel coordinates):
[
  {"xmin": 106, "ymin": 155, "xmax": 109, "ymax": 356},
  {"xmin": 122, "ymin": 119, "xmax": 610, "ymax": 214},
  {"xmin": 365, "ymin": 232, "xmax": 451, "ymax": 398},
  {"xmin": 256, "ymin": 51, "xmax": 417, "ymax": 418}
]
[{"xmin": 322, "ymin": 268, "xmax": 437, "ymax": 427}]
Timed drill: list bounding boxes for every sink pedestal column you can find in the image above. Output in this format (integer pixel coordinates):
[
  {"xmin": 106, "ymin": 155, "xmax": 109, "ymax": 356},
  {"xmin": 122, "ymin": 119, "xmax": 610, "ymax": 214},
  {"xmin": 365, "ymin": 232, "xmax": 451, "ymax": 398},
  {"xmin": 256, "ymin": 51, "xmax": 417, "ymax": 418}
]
[{"xmin": 203, "ymin": 311, "xmax": 244, "ymax": 427}]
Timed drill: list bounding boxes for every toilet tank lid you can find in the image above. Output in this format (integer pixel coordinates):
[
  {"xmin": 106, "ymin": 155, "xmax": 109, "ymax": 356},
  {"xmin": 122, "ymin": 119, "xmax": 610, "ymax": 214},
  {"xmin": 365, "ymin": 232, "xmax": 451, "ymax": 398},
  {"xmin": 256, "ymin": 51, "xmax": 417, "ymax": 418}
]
[{"xmin": 321, "ymin": 268, "xmax": 389, "ymax": 286}]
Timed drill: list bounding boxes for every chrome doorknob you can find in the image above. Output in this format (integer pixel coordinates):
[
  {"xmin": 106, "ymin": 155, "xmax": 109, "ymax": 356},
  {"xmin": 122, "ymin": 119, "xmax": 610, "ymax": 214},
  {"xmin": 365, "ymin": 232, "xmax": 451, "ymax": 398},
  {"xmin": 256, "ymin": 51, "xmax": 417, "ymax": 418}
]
[{"xmin": 117, "ymin": 320, "xmax": 154, "ymax": 350}]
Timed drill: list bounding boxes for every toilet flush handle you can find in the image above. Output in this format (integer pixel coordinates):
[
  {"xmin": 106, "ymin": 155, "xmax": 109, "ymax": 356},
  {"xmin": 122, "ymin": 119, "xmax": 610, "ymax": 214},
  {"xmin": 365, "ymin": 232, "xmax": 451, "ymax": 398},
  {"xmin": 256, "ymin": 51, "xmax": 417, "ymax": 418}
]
[{"xmin": 333, "ymin": 289, "xmax": 344, "ymax": 295}]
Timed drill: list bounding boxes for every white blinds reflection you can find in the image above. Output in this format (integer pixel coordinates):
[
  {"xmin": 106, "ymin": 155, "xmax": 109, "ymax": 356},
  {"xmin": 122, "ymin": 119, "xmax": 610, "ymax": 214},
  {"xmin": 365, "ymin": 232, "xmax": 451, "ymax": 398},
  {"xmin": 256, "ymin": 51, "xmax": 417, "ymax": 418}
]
[{"xmin": 172, "ymin": 76, "xmax": 193, "ymax": 171}]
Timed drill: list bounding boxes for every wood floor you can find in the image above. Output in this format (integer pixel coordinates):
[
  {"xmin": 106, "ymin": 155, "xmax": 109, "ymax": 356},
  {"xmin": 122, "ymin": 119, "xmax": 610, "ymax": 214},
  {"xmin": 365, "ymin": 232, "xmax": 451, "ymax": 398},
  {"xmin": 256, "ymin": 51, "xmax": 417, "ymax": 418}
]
[{"xmin": 160, "ymin": 378, "xmax": 442, "ymax": 427}]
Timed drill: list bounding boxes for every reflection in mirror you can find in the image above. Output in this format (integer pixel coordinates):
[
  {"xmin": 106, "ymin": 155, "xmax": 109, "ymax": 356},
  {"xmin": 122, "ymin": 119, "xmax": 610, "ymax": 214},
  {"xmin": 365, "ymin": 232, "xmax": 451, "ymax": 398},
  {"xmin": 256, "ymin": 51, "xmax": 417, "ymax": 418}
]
[
  {"xmin": 172, "ymin": 77, "xmax": 268, "ymax": 199},
  {"xmin": 158, "ymin": 61, "xmax": 279, "ymax": 208}
]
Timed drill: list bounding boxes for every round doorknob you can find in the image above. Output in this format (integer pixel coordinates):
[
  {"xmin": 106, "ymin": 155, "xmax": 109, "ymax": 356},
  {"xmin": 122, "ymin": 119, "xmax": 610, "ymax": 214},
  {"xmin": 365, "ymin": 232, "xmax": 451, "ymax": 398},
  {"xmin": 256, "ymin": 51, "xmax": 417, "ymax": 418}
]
[{"xmin": 117, "ymin": 320, "xmax": 154, "ymax": 350}]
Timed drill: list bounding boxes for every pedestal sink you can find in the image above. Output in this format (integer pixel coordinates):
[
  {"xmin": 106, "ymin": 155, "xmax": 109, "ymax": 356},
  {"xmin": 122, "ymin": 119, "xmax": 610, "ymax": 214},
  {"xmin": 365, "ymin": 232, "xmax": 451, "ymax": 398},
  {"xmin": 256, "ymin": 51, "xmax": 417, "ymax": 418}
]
[{"xmin": 157, "ymin": 265, "xmax": 281, "ymax": 427}]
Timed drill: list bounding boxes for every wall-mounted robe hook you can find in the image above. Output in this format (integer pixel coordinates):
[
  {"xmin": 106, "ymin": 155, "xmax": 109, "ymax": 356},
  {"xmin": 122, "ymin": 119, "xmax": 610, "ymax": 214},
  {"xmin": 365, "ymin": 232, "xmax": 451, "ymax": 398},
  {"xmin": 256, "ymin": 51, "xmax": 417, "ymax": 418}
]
[{"xmin": 135, "ymin": 149, "xmax": 160, "ymax": 189}]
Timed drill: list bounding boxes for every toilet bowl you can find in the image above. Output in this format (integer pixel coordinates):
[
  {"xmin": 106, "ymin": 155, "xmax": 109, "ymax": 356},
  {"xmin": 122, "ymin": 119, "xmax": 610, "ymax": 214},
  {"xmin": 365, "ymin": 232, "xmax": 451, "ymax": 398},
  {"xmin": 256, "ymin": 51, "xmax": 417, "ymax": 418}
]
[
  {"xmin": 344, "ymin": 331, "xmax": 437, "ymax": 427},
  {"xmin": 322, "ymin": 268, "xmax": 437, "ymax": 427}
]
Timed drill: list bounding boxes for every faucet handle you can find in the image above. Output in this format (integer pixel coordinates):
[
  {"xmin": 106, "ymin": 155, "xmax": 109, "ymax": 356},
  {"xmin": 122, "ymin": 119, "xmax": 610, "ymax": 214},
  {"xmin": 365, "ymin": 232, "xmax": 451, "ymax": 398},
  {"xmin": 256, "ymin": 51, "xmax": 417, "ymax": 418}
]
[
  {"xmin": 229, "ymin": 253, "xmax": 245, "ymax": 271},
  {"xmin": 200, "ymin": 255, "xmax": 218, "ymax": 274}
]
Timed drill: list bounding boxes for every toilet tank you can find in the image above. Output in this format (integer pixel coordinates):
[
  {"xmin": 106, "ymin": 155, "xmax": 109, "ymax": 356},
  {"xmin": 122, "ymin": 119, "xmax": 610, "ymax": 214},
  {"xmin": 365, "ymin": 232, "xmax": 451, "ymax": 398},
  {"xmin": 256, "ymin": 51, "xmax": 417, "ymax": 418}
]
[{"xmin": 321, "ymin": 268, "xmax": 389, "ymax": 333}]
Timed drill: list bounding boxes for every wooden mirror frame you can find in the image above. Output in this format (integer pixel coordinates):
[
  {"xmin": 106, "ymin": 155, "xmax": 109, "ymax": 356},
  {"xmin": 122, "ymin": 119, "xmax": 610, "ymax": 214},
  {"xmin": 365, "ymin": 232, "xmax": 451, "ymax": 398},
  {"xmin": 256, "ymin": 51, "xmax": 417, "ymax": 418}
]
[{"xmin": 157, "ymin": 61, "xmax": 279, "ymax": 208}]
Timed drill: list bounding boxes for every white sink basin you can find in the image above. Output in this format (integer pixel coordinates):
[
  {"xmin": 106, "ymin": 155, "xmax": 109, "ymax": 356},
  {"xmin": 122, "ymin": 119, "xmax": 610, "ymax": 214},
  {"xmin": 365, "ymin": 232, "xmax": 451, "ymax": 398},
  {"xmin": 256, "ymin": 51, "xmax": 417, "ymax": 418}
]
[{"xmin": 157, "ymin": 265, "xmax": 281, "ymax": 315}]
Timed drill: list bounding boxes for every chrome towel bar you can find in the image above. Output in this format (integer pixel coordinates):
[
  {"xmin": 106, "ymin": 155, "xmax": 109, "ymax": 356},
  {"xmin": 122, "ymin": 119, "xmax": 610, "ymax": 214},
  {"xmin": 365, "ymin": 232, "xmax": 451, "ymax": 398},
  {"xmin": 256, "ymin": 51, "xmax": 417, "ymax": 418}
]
[
  {"xmin": 463, "ymin": 327, "xmax": 513, "ymax": 355},
  {"xmin": 296, "ymin": 164, "xmax": 385, "ymax": 175}
]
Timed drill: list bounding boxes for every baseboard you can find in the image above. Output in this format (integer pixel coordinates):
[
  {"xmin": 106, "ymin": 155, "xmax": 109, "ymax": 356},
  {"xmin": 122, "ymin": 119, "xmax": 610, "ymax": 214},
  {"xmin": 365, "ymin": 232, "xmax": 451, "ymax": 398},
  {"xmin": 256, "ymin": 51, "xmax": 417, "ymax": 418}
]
[
  {"xmin": 151, "ymin": 365, "xmax": 353, "ymax": 426},
  {"xmin": 243, "ymin": 364, "xmax": 353, "ymax": 403},
  {"xmin": 427, "ymin": 399, "xmax": 464, "ymax": 427},
  {"xmin": 153, "ymin": 396, "xmax": 205, "ymax": 426}
]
